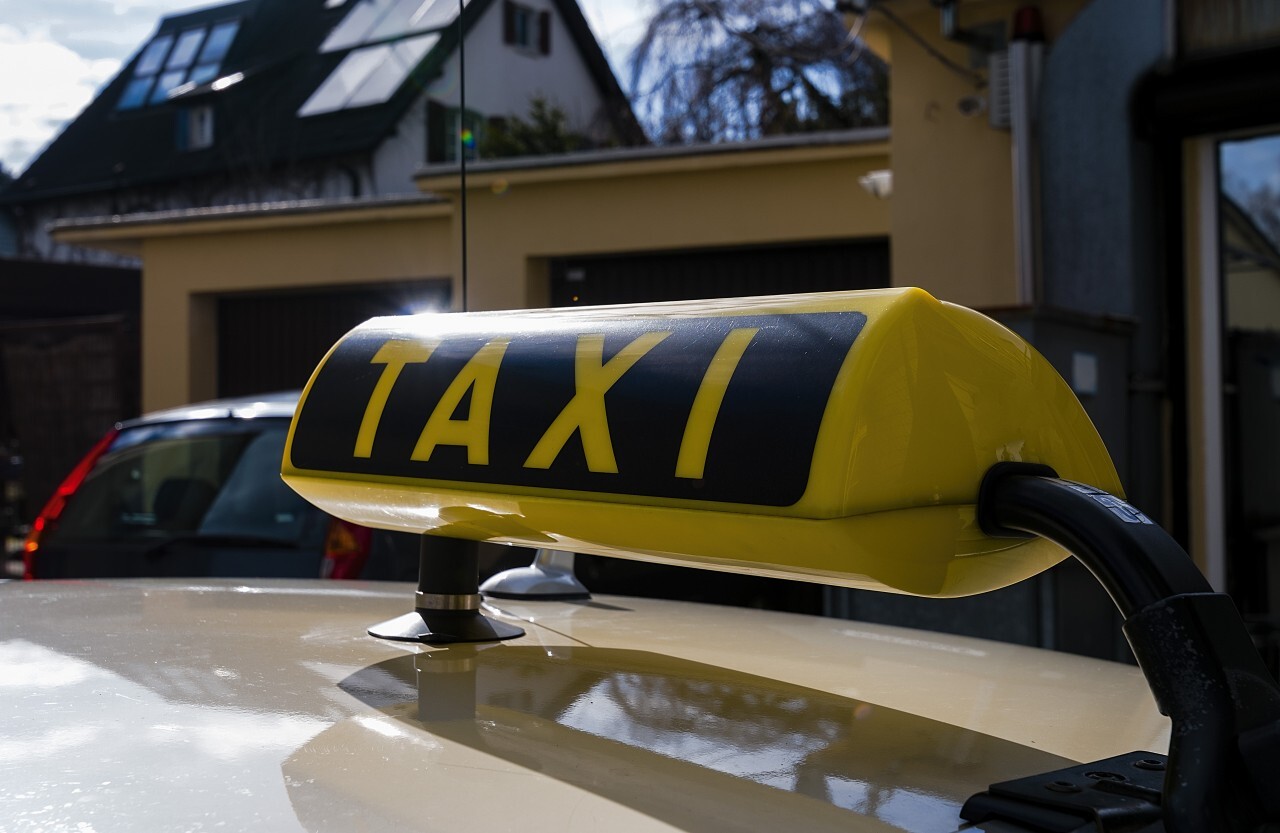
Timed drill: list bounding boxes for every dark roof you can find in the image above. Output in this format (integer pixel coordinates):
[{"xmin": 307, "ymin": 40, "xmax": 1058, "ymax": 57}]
[{"xmin": 3, "ymin": 0, "xmax": 640, "ymax": 204}]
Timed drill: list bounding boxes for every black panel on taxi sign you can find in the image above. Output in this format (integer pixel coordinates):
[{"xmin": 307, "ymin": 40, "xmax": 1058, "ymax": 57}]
[{"xmin": 288, "ymin": 312, "xmax": 865, "ymax": 506}]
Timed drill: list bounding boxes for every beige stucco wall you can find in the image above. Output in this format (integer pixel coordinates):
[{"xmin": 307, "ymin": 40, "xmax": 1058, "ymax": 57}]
[
  {"xmin": 867, "ymin": 0, "xmax": 1085, "ymax": 308},
  {"xmin": 419, "ymin": 142, "xmax": 893, "ymax": 312}
]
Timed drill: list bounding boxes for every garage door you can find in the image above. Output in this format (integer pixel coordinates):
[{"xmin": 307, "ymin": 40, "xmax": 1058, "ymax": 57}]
[
  {"xmin": 549, "ymin": 238, "xmax": 889, "ymax": 306},
  {"xmin": 218, "ymin": 280, "xmax": 450, "ymax": 398}
]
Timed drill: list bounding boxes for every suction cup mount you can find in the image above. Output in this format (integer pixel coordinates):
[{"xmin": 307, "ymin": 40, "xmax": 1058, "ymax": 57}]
[{"xmin": 368, "ymin": 535, "xmax": 525, "ymax": 645}]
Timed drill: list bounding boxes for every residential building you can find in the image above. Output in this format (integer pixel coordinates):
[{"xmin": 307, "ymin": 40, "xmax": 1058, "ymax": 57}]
[{"xmin": 0, "ymin": 0, "xmax": 641, "ymax": 263}]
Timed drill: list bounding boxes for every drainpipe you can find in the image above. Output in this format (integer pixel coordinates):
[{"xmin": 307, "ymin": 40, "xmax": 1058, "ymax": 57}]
[{"xmin": 1008, "ymin": 6, "xmax": 1044, "ymax": 306}]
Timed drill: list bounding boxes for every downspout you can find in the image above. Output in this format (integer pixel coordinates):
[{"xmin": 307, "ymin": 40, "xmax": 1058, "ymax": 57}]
[{"xmin": 1008, "ymin": 7, "xmax": 1044, "ymax": 306}]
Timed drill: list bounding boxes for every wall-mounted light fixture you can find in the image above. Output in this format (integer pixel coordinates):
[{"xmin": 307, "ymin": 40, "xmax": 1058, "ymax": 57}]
[{"xmin": 858, "ymin": 169, "xmax": 893, "ymax": 199}]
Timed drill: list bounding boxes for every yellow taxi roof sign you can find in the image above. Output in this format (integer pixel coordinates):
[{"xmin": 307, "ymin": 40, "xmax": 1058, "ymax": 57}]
[{"xmin": 282, "ymin": 288, "xmax": 1120, "ymax": 597}]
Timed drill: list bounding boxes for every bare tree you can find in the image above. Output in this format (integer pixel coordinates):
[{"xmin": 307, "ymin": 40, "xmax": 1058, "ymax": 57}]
[{"xmin": 629, "ymin": 0, "xmax": 887, "ymax": 144}]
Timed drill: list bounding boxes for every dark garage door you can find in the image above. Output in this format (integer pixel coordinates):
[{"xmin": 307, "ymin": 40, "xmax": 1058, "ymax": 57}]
[
  {"xmin": 218, "ymin": 280, "xmax": 450, "ymax": 398},
  {"xmin": 550, "ymin": 238, "xmax": 889, "ymax": 307}
]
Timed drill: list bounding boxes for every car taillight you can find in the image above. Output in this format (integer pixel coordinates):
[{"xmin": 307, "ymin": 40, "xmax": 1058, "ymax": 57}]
[
  {"xmin": 23, "ymin": 428, "xmax": 120, "ymax": 580},
  {"xmin": 322, "ymin": 517, "xmax": 373, "ymax": 579}
]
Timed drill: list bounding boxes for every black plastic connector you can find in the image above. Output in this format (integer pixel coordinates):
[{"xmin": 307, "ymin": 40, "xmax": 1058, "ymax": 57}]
[{"xmin": 970, "ymin": 463, "xmax": 1280, "ymax": 833}]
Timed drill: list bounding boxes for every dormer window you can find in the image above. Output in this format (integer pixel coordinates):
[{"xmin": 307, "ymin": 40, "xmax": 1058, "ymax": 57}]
[{"xmin": 116, "ymin": 20, "xmax": 240, "ymax": 110}]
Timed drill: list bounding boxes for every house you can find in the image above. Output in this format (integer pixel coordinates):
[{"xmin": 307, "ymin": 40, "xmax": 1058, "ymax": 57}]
[{"xmin": 0, "ymin": 0, "xmax": 642, "ymax": 263}]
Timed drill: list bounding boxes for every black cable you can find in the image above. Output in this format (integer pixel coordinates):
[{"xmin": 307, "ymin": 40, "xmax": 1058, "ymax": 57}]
[{"xmin": 846, "ymin": 1, "xmax": 987, "ymax": 88}]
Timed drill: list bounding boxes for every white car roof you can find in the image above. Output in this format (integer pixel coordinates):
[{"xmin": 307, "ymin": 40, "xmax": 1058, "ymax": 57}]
[
  {"xmin": 121, "ymin": 390, "xmax": 301, "ymax": 427},
  {"xmin": 0, "ymin": 578, "xmax": 1168, "ymax": 832}
]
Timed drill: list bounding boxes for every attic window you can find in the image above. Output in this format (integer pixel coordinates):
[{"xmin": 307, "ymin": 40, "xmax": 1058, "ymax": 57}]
[
  {"xmin": 503, "ymin": 1, "xmax": 549, "ymax": 55},
  {"xmin": 116, "ymin": 20, "xmax": 241, "ymax": 110}
]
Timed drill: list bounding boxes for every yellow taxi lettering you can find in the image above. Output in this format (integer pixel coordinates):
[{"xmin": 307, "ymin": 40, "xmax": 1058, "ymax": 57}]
[
  {"xmin": 411, "ymin": 339, "xmax": 510, "ymax": 465},
  {"xmin": 354, "ymin": 339, "xmax": 437, "ymax": 458},
  {"xmin": 675, "ymin": 327, "xmax": 758, "ymax": 479},
  {"xmin": 524, "ymin": 331, "xmax": 671, "ymax": 473}
]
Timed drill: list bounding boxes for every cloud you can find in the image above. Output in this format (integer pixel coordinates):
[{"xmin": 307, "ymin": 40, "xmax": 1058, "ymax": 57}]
[
  {"xmin": 0, "ymin": 0, "xmax": 214, "ymax": 175},
  {"xmin": 0, "ymin": 23, "xmax": 121, "ymax": 174}
]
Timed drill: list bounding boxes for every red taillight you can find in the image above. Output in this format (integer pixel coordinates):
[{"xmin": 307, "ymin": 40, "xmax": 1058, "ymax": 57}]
[
  {"xmin": 23, "ymin": 428, "xmax": 119, "ymax": 580},
  {"xmin": 322, "ymin": 517, "xmax": 373, "ymax": 579}
]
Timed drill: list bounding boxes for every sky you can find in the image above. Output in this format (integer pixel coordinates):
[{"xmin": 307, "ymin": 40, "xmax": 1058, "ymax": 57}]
[{"xmin": 0, "ymin": 0, "xmax": 652, "ymax": 176}]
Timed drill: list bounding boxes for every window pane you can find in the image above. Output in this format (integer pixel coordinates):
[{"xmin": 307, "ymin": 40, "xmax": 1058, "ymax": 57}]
[
  {"xmin": 407, "ymin": 0, "xmax": 456, "ymax": 32},
  {"xmin": 346, "ymin": 33, "xmax": 437, "ymax": 107},
  {"xmin": 134, "ymin": 35, "xmax": 174, "ymax": 76},
  {"xmin": 167, "ymin": 28, "xmax": 206, "ymax": 69},
  {"xmin": 117, "ymin": 78, "xmax": 155, "ymax": 109},
  {"xmin": 198, "ymin": 21, "xmax": 239, "ymax": 64},
  {"xmin": 297, "ymin": 45, "xmax": 388, "ymax": 115},
  {"xmin": 513, "ymin": 6, "xmax": 531, "ymax": 46},
  {"xmin": 368, "ymin": 0, "xmax": 457, "ymax": 41},
  {"xmin": 320, "ymin": 0, "xmax": 395, "ymax": 52},
  {"xmin": 47, "ymin": 421, "xmax": 310, "ymax": 544},
  {"xmin": 188, "ymin": 63, "xmax": 220, "ymax": 86},
  {"xmin": 150, "ymin": 70, "xmax": 187, "ymax": 104},
  {"xmin": 198, "ymin": 429, "xmax": 310, "ymax": 541}
]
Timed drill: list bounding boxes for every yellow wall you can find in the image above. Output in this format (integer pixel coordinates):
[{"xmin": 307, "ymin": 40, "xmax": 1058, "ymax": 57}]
[
  {"xmin": 420, "ymin": 144, "xmax": 892, "ymax": 311},
  {"xmin": 133, "ymin": 208, "xmax": 452, "ymax": 409},
  {"xmin": 869, "ymin": 0, "xmax": 1085, "ymax": 307}
]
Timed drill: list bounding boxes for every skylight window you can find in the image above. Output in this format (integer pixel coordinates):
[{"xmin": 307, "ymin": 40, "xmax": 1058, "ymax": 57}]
[
  {"xmin": 298, "ymin": 33, "xmax": 438, "ymax": 116},
  {"xmin": 116, "ymin": 20, "xmax": 241, "ymax": 111},
  {"xmin": 135, "ymin": 35, "xmax": 174, "ymax": 76},
  {"xmin": 321, "ymin": 0, "xmax": 462, "ymax": 52},
  {"xmin": 299, "ymin": 0, "xmax": 464, "ymax": 117},
  {"xmin": 167, "ymin": 29, "xmax": 206, "ymax": 70}
]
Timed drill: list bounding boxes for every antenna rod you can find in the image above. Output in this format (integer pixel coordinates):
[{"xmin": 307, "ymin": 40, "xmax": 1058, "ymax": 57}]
[{"xmin": 457, "ymin": 0, "xmax": 468, "ymax": 312}]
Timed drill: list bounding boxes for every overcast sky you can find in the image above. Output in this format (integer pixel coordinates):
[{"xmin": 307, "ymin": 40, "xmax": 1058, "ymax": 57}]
[{"xmin": 0, "ymin": 0, "xmax": 649, "ymax": 176}]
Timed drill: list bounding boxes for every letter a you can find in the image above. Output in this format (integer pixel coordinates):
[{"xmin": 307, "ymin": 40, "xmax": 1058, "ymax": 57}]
[{"xmin": 412, "ymin": 339, "xmax": 510, "ymax": 465}]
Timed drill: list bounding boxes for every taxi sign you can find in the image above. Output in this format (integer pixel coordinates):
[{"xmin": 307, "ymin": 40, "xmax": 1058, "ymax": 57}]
[{"xmin": 282, "ymin": 288, "xmax": 1121, "ymax": 597}]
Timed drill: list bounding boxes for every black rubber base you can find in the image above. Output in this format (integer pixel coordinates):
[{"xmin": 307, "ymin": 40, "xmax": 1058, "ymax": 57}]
[{"xmin": 368, "ymin": 609, "xmax": 525, "ymax": 644}]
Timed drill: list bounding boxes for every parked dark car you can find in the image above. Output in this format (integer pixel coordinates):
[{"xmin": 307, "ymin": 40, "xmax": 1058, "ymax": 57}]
[{"xmin": 21, "ymin": 391, "xmax": 420, "ymax": 581}]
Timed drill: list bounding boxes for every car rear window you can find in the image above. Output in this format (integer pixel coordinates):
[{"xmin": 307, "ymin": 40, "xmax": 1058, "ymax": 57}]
[{"xmin": 46, "ymin": 418, "xmax": 316, "ymax": 545}]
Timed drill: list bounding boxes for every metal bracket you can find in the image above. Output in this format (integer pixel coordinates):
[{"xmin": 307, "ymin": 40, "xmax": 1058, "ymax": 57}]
[
  {"xmin": 480, "ymin": 548, "xmax": 590, "ymax": 601},
  {"xmin": 368, "ymin": 535, "xmax": 525, "ymax": 645},
  {"xmin": 961, "ymin": 751, "xmax": 1167, "ymax": 832}
]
